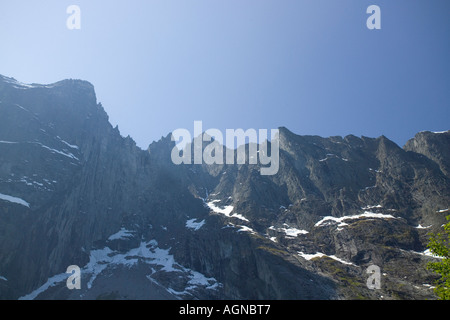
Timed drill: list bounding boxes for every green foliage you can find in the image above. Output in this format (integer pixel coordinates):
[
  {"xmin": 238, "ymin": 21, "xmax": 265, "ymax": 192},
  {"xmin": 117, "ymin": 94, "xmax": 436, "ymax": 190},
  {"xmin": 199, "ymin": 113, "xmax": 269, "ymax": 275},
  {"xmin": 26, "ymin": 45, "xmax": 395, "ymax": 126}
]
[{"xmin": 427, "ymin": 216, "xmax": 450, "ymax": 300}]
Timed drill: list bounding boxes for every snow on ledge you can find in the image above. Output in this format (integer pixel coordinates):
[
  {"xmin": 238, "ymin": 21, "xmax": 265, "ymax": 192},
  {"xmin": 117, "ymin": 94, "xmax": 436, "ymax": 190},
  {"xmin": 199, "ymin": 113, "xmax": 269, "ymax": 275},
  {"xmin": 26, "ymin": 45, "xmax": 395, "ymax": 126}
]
[
  {"xmin": 237, "ymin": 225, "xmax": 257, "ymax": 234},
  {"xmin": 20, "ymin": 239, "xmax": 222, "ymax": 300},
  {"xmin": 268, "ymin": 225, "xmax": 308, "ymax": 237},
  {"xmin": 206, "ymin": 200, "xmax": 233, "ymax": 216},
  {"xmin": 298, "ymin": 251, "xmax": 356, "ymax": 266},
  {"xmin": 107, "ymin": 228, "xmax": 135, "ymax": 241},
  {"xmin": 361, "ymin": 204, "xmax": 382, "ymax": 210},
  {"xmin": 407, "ymin": 249, "xmax": 444, "ymax": 260},
  {"xmin": 206, "ymin": 200, "xmax": 249, "ymax": 222},
  {"xmin": 314, "ymin": 212, "xmax": 397, "ymax": 228},
  {"xmin": 57, "ymin": 137, "xmax": 79, "ymax": 150},
  {"xmin": 186, "ymin": 219, "xmax": 206, "ymax": 231},
  {"xmin": 415, "ymin": 224, "xmax": 432, "ymax": 229},
  {"xmin": 0, "ymin": 193, "xmax": 30, "ymax": 208}
]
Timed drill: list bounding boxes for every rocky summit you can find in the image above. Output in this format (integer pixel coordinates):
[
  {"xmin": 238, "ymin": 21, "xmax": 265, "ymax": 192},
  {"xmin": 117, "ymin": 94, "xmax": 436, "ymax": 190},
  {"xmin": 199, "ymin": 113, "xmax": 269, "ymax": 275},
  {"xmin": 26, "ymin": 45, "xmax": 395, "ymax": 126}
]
[{"xmin": 0, "ymin": 74, "xmax": 449, "ymax": 300}]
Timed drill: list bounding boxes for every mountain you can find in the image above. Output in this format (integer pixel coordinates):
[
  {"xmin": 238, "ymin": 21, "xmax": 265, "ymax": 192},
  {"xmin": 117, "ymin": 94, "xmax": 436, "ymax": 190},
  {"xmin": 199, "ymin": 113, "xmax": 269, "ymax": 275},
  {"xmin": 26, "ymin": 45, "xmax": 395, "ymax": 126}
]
[{"xmin": 0, "ymin": 74, "xmax": 449, "ymax": 300}]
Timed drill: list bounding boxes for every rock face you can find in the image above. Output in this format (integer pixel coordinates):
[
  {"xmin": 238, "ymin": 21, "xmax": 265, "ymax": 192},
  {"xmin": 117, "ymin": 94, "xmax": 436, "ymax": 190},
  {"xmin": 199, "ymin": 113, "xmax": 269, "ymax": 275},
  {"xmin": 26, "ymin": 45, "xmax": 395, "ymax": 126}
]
[
  {"xmin": 404, "ymin": 131, "xmax": 450, "ymax": 178},
  {"xmin": 0, "ymin": 74, "xmax": 449, "ymax": 300}
]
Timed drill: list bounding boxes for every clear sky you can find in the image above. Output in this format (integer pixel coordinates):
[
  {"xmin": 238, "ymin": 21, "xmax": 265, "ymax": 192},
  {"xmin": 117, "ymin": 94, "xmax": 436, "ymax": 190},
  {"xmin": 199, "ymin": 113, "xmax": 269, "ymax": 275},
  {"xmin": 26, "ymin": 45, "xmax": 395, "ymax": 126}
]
[{"xmin": 0, "ymin": 0, "xmax": 449, "ymax": 149}]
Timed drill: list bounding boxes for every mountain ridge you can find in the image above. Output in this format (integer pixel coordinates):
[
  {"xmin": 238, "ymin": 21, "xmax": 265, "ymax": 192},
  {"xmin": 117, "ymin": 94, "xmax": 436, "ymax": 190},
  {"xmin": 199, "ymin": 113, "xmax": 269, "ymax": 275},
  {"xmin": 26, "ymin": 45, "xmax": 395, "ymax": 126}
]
[{"xmin": 0, "ymin": 75, "xmax": 449, "ymax": 300}]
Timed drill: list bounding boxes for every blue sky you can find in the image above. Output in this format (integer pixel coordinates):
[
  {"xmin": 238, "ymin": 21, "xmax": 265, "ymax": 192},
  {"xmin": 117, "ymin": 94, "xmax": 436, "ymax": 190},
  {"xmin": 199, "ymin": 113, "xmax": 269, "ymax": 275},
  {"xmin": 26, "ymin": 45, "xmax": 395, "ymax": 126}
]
[{"xmin": 0, "ymin": 0, "xmax": 448, "ymax": 149}]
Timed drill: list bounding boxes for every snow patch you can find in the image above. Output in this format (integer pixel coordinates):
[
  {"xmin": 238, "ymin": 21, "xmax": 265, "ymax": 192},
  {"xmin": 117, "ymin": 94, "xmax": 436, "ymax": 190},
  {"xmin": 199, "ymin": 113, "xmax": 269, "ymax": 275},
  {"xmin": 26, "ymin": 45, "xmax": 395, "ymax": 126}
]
[
  {"xmin": 269, "ymin": 225, "xmax": 308, "ymax": 237},
  {"xmin": 236, "ymin": 225, "xmax": 256, "ymax": 234},
  {"xmin": 206, "ymin": 200, "xmax": 249, "ymax": 222},
  {"xmin": 186, "ymin": 219, "xmax": 206, "ymax": 231},
  {"xmin": 20, "ymin": 239, "xmax": 222, "ymax": 300},
  {"xmin": 38, "ymin": 143, "xmax": 79, "ymax": 161},
  {"xmin": 107, "ymin": 228, "xmax": 135, "ymax": 241},
  {"xmin": 19, "ymin": 273, "xmax": 68, "ymax": 300},
  {"xmin": 206, "ymin": 200, "xmax": 234, "ymax": 216},
  {"xmin": 298, "ymin": 252, "xmax": 325, "ymax": 260},
  {"xmin": 282, "ymin": 227, "xmax": 308, "ymax": 237},
  {"xmin": 415, "ymin": 249, "xmax": 444, "ymax": 259},
  {"xmin": 230, "ymin": 213, "xmax": 249, "ymax": 222},
  {"xmin": 0, "ymin": 193, "xmax": 30, "ymax": 208},
  {"xmin": 319, "ymin": 154, "xmax": 349, "ymax": 162},
  {"xmin": 315, "ymin": 212, "xmax": 397, "ymax": 228},
  {"xmin": 1, "ymin": 76, "xmax": 56, "ymax": 90},
  {"xmin": 13, "ymin": 104, "xmax": 30, "ymax": 113},
  {"xmin": 0, "ymin": 140, "xmax": 79, "ymax": 161},
  {"xmin": 58, "ymin": 138, "xmax": 79, "ymax": 150},
  {"xmin": 415, "ymin": 224, "xmax": 432, "ymax": 229},
  {"xmin": 298, "ymin": 252, "xmax": 355, "ymax": 266},
  {"xmin": 361, "ymin": 204, "xmax": 382, "ymax": 210}
]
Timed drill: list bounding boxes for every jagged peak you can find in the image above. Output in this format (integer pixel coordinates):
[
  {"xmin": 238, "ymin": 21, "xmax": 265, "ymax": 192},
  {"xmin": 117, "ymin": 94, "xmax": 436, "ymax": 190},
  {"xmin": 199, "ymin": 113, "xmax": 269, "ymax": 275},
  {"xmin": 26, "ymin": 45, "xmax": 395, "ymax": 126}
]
[{"xmin": 404, "ymin": 130, "xmax": 450, "ymax": 148}]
